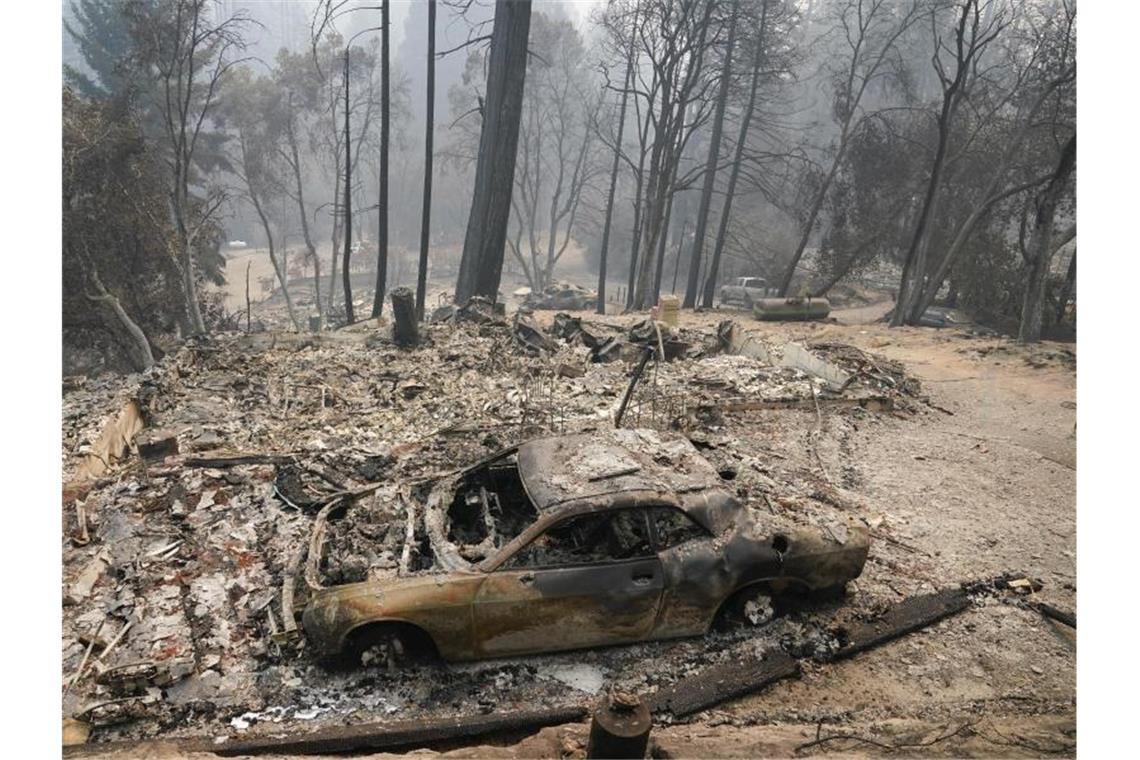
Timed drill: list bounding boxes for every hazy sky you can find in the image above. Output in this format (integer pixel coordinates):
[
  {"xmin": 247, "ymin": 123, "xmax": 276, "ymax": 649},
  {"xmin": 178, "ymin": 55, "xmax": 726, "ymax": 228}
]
[{"xmin": 365, "ymin": 1, "xmax": 602, "ymax": 53}]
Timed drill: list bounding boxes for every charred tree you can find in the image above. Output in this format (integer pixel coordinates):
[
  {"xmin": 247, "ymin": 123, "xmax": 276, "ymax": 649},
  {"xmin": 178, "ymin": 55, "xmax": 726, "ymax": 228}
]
[
  {"xmin": 415, "ymin": 0, "xmax": 436, "ymax": 321},
  {"xmin": 281, "ymin": 116, "xmax": 322, "ymax": 324},
  {"xmin": 1018, "ymin": 134, "xmax": 1075, "ymax": 343},
  {"xmin": 137, "ymin": 0, "xmax": 250, "ymax": 335},
  {"xmin": 455, "ymin": 0, "xmax": 533, "ymax": 305},
  {"xmin": 778, "ymin": 0, "xmax": 921, "ymax": 297},
  {"xmin": 911, "ymin": 4, "xmax": 1075, "ymax": 320},
  {"xmin": 596, "ymin": 5, "xmax": 638, "ymax": 315},
  {"xmin": 892, "ymin": 0, "xmax": 1002, "ymax": 327},
  {"xmin": 702, "ymin": 1, "xmax": 768, "ymax": 308},
  {"xmin": 80, "ymin": 250, "xmax": 156, "ymax": 371},
  {"xmin": 371, "ymin": 0, "xmax": 391, "ymax": 319},
  {"xmin": 684, "ymin": 0, "xmax": 739, "ymax": 309},
  {"xmin": 342, "ymin": 47, "xmax": 355, "ymax": 324},
  {"xmin": 630, "ymin": 0, "xmax": 715, "ymax": 310}
]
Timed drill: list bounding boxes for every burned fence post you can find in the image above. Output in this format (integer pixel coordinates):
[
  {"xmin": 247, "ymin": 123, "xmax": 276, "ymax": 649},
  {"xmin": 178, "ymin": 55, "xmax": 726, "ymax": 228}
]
[
  {"xmin": 586, "ymin": 691, "xmax": 651, "ymax": 760},
  {"xmin": 390, "ymin": 287, "xmax": 419, "ymax": 347}
]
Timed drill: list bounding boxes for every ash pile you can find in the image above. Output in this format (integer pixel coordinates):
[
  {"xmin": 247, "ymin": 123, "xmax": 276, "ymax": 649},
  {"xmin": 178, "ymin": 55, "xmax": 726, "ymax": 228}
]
[{"xmin": 61, "ymin": 308, "xmax": 932, "ymax": 744}]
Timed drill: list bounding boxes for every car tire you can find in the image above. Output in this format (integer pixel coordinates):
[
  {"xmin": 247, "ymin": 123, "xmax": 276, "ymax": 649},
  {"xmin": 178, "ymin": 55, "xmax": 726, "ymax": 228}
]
[
  {"xmin": 343, "ymin": 624, "xmax": 437, "ymax": 671},
  {"xmin": 714, "ymin": 584, "xmax": 778, "ymax": 631}
]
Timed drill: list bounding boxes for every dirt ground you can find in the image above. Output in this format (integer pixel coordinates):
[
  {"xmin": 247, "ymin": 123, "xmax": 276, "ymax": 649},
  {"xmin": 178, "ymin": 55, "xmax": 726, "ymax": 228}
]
[{"xmin": 65, "ymin": 299, "xmax": 1075, "ymax": 758}]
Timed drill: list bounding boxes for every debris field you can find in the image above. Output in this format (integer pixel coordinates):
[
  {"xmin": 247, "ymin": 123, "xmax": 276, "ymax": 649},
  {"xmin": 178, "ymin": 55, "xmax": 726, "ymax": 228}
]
[{"xmin": 60, "ymin": 306, "xmax": 1076, "ymax": 754}]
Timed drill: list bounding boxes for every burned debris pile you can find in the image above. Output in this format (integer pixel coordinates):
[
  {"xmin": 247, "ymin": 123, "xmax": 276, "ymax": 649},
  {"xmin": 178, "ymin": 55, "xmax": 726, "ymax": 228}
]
[{"xmin": 61, "ymin": 312, "xmax": 935, "ymax": 745}]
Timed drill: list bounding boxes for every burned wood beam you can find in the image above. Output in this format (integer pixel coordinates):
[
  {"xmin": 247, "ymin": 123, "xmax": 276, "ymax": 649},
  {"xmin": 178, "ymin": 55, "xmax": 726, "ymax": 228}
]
[
  {"xmin": 1031, "ymin": 601, "xmax": 1075, "ymax": 629},
  {"xmin": 829, "ymin": 588, "xmax": 971, "ymax": 662},
  {"xmin": 208, "ymin": 706, "xmax": 587, "ymax": 757},
  {"xmin": 181, "ymin": 454, "xmax": 297, "ymax": 468},
  {"xmin": 66, "ymin": 708, "xmax": 587, "ymax": 756},
  {"xmin": 713, "ymin": 394, "xmax": 894, "ymax": 414},
  {"xmin": 647, "ymin": 651, "xmax": 799, "ymax": 718}
]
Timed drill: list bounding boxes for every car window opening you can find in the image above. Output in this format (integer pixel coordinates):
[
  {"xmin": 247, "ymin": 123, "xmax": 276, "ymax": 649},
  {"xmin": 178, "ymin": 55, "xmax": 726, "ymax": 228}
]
[
  {"xmin": 505, "ymin": 509, "xmax": 654, "ymax": 568},
  {"xmin": 447, "ymin": 458, "xmax": 539, "ymax": 563}
]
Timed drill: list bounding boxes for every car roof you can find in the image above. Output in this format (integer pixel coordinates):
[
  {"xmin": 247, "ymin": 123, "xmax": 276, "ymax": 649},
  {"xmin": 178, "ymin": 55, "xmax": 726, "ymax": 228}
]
[{"xmin": 516, "ymin": 429, "xmax": 724, "ymax": 512}]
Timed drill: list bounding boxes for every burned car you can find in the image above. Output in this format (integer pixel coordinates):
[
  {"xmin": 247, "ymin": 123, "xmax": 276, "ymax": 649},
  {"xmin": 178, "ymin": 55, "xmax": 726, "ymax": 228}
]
[
  {"xmin": 523, "ymin": 282, "xmax": 598, "ymax": 311},
  {"xmin": 295, "ymin": 429, "xmax": 869, "ymax": 664}
]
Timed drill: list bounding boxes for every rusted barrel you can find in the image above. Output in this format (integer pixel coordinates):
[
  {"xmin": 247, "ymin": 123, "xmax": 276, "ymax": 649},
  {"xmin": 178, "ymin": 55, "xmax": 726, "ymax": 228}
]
[{"xmin": 586, "ymin": 691, "xmax": 651, "ymax": 759}]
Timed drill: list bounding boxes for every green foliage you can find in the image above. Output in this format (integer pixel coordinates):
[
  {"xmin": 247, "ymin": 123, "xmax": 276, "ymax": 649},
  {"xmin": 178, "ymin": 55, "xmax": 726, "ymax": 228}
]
[
  {"xmin": 63, "ymin": 89, "xmax": 181, "ymax": 368},
  {"xmin": 65, "ymin": 0, "xmax": 137, "ymax": 101}
]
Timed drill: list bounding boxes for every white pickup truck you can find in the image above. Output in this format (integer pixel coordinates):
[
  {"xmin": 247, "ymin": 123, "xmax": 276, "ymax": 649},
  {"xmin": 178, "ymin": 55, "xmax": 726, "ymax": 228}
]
[{"xmin": 719, "ymin": 276, "xmax": 773, "ymax": 307}]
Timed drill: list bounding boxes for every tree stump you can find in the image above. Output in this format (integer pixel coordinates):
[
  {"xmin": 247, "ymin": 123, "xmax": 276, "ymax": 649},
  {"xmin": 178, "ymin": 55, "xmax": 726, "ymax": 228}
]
[
  {"xmin": 390, "ymin": 287, "xmax": 419, "ymax": 347},
  {"xmin": 586, "ymin": 691, "xmax": 650, "ymax": 759}
]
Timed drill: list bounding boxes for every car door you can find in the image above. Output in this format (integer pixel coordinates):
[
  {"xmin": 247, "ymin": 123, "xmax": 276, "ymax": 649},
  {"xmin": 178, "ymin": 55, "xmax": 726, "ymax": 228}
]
[
  {"xmin": 472, "ymin": 507, "xmax": 664, "ymax": 657},
  {"xmin": 647, "ymin": 505, "xmax": 724, "ymax": 638}
]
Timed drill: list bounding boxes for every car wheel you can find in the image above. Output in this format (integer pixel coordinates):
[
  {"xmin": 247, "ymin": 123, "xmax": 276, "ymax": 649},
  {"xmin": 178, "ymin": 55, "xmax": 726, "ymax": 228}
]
[
  {"xmin": 715, "ymin": 585, "xmax": 778, "ymax": 631},
  {"xmin": 344, "ymin": 624, "xmax": 437, "ymax": 671},
  {"xmin": 359, "ymin": 634, "xmax": 406, "ymax": 671}
]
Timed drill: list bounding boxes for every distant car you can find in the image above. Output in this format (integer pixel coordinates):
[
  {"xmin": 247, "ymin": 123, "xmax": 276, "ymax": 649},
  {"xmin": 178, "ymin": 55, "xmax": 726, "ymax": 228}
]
[
  {"xmin": 524, "ymin": 283, "xmax": 597, "ymax": 311},
  {"xmin": 298, "ymin": 429, "xmax": 870, "ymax": 665},
  {"xmin": 720, "ymin": 277, "xmax": 773, "ymax": 308},
  {"xmin": 912, "ymin": 306, "xmax": 997, "ymax": 335}
]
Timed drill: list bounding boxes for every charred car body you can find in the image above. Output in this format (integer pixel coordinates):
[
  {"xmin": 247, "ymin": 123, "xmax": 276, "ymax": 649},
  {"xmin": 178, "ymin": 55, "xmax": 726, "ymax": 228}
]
[
  {"xmin": 295, "ymin": 429, "xmax": 869, "ymax": 663},
  {"xmin": 522, "ymin": 283, "xmax": 598, "ymax": 311}
]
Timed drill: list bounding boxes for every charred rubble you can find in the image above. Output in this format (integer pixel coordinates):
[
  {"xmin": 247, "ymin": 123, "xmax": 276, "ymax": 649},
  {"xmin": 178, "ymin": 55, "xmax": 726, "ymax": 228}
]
[{"xmin": 61, "ymin": 311, "xmax": 942, "ymax": 744}]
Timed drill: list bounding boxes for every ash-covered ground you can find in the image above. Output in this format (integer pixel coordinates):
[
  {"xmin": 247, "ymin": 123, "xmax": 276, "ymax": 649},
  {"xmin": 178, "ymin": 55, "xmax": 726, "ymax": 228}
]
[{"xmin": 61, "ymin": 303, "xmax": 1075, "ymax": 754}]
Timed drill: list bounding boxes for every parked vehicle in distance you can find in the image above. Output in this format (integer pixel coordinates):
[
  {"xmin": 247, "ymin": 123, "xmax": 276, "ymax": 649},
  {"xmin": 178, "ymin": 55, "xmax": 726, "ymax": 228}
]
[
  {"xmin": 523, "ymin": 282, "xmax": 598, "ymax": 311},
  {"xmin": 720, "ymin": 276, "xmax": 773, "ymax": 308},
  {"xmin": 297, "ymin": 429, "xmax": 870, "ymax": 666}
]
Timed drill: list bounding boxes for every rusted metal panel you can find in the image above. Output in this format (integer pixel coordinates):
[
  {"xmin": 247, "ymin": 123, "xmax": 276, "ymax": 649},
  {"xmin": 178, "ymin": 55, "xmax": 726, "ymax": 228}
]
[
  {"xmin": 473, "ymin": 559, "xmax": 664, "ymax": 656},
  {"xmin": 302, "ymin": 573, "xmax": 485, "ymax": 660}
]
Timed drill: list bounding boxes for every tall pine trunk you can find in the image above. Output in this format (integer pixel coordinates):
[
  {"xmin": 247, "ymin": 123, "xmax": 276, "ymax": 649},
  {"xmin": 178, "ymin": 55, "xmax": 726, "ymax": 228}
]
[
  {"xmin": 684, "ymin": 1, "xmax": 738, "ymax": 308},
  {"xmin": 285, "ymin": 121, "xmax": 322, "ymax": 323},
  {"xmin": 891, "ymin": 96, "xmax": 954, "ymax": 327},
  {"xmin": 342, "ymin": 48, "xmax": 355, "ymax": 324},
  {"xmin": 1019, "ymin": 135, "xmax": 1075, "ymax": 343},
  {"xmin": 455, "ymin": 0, "xmax": 532, "ymax": 305},
  {"xmin": 595, "ymin": 6, "xmax": 637, "ymax": 314},
  {"xmin": 703, "ymin": 3, "xmax": 766, "ymax": 307},
  {"xmin": 372, "ymin": 0, "xmax": 391, "ymax": 318},
  {"xmin": 415, "ymin": 0, "xmax": 436, "ymax": 320}
]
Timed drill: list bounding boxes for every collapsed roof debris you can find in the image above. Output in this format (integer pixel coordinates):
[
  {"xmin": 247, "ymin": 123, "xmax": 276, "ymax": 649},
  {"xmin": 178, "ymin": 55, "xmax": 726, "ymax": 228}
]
[{"xmin": 60, "ymin": 312, "xmax": 944, "ymax": 746}]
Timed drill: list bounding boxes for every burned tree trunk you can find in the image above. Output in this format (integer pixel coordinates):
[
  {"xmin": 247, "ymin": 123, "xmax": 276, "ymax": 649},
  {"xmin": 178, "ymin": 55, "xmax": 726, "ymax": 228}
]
[
  {"xmin": 80, "ymin": 251, "xmax": 155, "ymax": 371},
  {"xmin": 249, "ymin": 190, "xmax": 301, "ymax": 331},
  {"xmin": 284, "ymin": 119, "xmax": 322, "ymax": 324},
  {"xmin": 342, "ymin": 48, "xmax": 355, "ymax": 324},
  {"xmin": 390, "ymin": 286, "xmax": 419, "ymax": 346},
  {"xmin": 703, "ymin": 1, "xmax": 767, "ymax": 308},
  {"xmin": 455, "ymin": 0, "xmax": 533, "ymax": 305},
  {"xmin": 415, "ymin": 0, "xmax": 436, "ymax": 321},
  {"xmin": 893, "ymin": 0, "xmax": 1000, "ymax": 326},
  {"xmin": 1019, "ymin": 134, "xmax": 1075, "ymax": 343},
  {"xmin": 684, "ymin": 1, "xmax": 739, "ymax": 309},
  {"xmin": 624, "ymin": 134, "xmax": 649, "ymax": 310},
  {"xmin": 1055, "ymin": 247, "xmax": 1076, "ymax": 324},
  {"xmin": 596, "ymin": 6, "xmax": 638, "ymax": 315},
  {"xmin": 371, "ymin": 0, "xmax": 391, "ymax": 319},
  {"xmin": 651, "ymin": 187, "xmax": 676, "ymax": 306}
]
